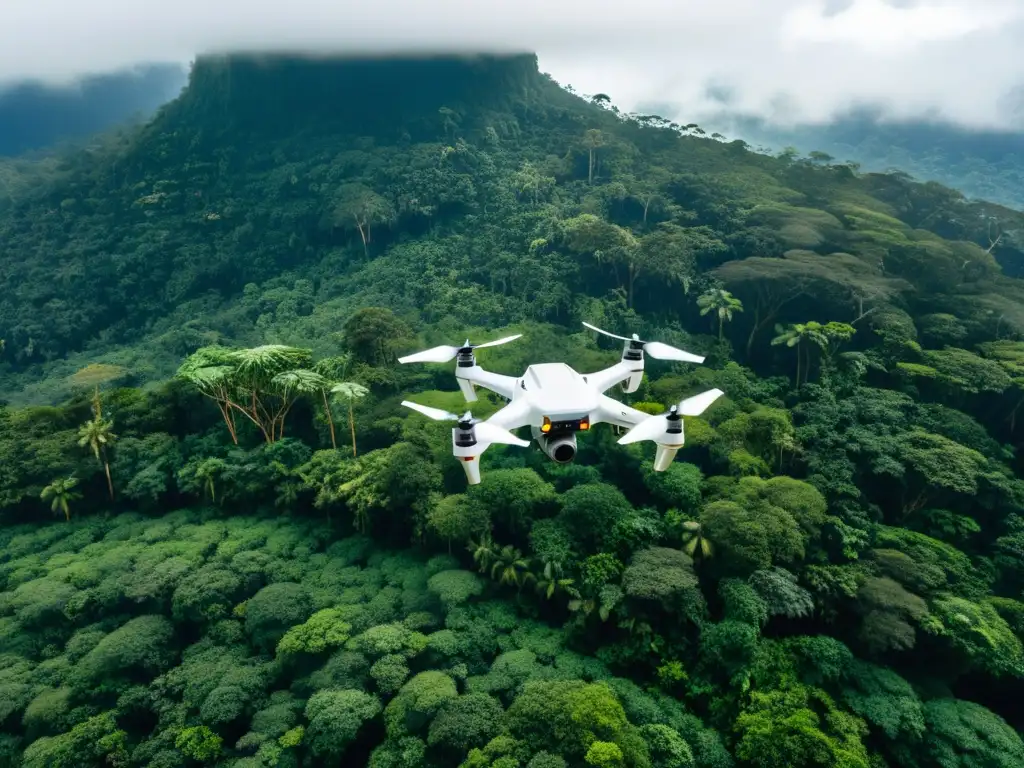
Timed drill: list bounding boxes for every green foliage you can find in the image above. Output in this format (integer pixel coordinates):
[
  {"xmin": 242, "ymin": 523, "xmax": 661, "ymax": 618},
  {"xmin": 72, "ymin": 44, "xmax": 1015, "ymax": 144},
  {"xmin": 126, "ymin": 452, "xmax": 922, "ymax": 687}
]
[
  {"xmin": 428, "ymin": 570, "xmax": 485, "ymax": 611},
  {"xmin": 640, "ymin": 724, "xmax": 694, "ymax": 768},
  {"xmin": 304, "ymin": 688, "xmax": 382, "ymax": 758},
  {"xmin": 175, "ymin": 725, "xmax": 223, "ymax": 762},
  {"xmin": 371, "ymin": 654, "xmax": 410, "ymax": 694},
  {"xmin": 245, "ymin": 582, "xmax": 312, "ymax": 652},
  {"xmin": 643, "ymin": 461, "xmax": 702, "ymax": 511},
  {"xmin": 20, "ymin": 712, "xmax": 128, "ymax": 768},
  {"xmin": 75, "ymin": 614, "xmax": 175, "ymax": 683},
  {"xmin": 0, "ymin": 52, "xmax": 1022, "ymax": 768},
  {"xmin": 384, "ymin": 670, "xmax": 458, "ymax": 738},
  {"xmin": 428, "ymin": 693, "xmax": 505, "ymax": 756},
  {"xmin": 734, "ymin": 685, "xmax": 870, "ymax": 768},
  {"xmin": 901, "ymin": 698, "xmax": 1024, "ymax": 767},
  {"xmin": 276, "ymin": 609, "xmax": 352, "ymax": 657}
]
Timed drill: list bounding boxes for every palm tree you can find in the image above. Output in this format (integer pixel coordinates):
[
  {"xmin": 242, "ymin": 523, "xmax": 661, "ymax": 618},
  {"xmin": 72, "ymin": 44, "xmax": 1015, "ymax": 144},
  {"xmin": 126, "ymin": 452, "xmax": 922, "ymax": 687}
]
[
  {"xmin": 772, "ymin": 430, "xmax": 801, "ymax": 472},
  {"xmin": 534, "ymin": 560, "xmax": 575, "ymax": 600},
  {"xmin": 176, "ymin": 348, "xmax": 240, "ymax": 444},
  {"xmin": 681, "ymin": 520, "xmax": 713, "ymax": 560},
  {"xmin": 490, "ymin": 545, "xmax": 534, "ymax": 589},
  {"xmin": 41, "ymin": 476, "xmax": 81, "ymax": 521},
  {"xmin": 227, "ymin": 344, "xmax": 314, "ymax": 443},
  {"xmin": 78, "ymin": 415, "xmax": 117, "ymax": 500},
  {"xmin": 193, "ymin": 457, "xmax": 227, "ymax": 503},
  {"xmin": 270, "ymin": 369, "xmax": 330, "ymax": 443},
  {"xmin": 468, "ymin": 533, "xmax": 497, "ymax": 574},
  {"xmin": 697, "ymin": 288, "xmax": 744, "ymax": 340},
  {"xmin": 313, "ymin": 355, "xmax": 353, "ymax": 449},
  {"xmin": 771, "ymin": 322, "xmax": 826, "ymax": 386},
  {"xmin": 331, "ymin": 382, "xmax": 370, "ymax": 457}
]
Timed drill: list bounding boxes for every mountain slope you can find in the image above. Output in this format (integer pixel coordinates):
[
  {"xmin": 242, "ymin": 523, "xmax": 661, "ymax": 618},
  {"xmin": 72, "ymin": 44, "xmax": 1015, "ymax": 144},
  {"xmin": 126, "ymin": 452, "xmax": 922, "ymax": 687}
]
[
  {"xmin": 2, "ymin": 52, "xmax": 1023, "ymax": 405},
  {"xmin": 708, "ymin": 109, "xmax": 1024, "ymax": 212},
  {"xmin": 0, "ymin": 63, "xmax": 186, "ymax": 156},
  {"xmin": 0, "ymin": 52, "xmax": 1023, "ymax": 767}
]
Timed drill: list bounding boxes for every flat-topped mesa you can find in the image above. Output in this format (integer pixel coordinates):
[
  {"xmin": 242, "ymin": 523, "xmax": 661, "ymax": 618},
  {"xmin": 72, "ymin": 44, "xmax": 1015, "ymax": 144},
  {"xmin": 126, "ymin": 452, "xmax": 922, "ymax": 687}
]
[{"xmin": 160, "ymin": 52, "xmax": 546, "ymax": 140}]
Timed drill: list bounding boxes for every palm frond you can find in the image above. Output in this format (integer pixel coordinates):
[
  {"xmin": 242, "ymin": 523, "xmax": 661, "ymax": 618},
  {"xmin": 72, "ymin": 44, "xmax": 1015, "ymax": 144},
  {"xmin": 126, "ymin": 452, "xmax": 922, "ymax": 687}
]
[
  {"xmin": 272, "ymin": 368, "xmax": 329, "ymax": 394},
  {"xmin": 229, "ymin": 345, "xmax": 314, "ymax": 382},
  {"xmin": 331, "ymin": 382, "xmax": 370, "ymax": 400}
]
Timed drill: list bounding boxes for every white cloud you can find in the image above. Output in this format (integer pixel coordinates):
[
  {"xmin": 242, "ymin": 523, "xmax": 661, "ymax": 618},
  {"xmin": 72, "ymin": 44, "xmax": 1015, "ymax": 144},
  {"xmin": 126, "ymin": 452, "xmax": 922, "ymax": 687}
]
[
  {"xmin": 1, "ymin": 0, "xmax": 1023, "ymax": 129},
  {"xmin": 782, "ymin": 0, "xmax": 1020, "ymax": 51}
]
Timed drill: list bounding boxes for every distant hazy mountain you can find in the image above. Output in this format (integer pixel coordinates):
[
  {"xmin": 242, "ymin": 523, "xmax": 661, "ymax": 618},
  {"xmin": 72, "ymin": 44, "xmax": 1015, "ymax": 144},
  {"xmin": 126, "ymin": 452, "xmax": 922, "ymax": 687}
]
[
  {"xmin": 701, "ymin": 107, "xmax": 1024, "ymax": 212},
  {"xmin": 0, "ymin": 64, "xmax": 187, "ymax": 156}
]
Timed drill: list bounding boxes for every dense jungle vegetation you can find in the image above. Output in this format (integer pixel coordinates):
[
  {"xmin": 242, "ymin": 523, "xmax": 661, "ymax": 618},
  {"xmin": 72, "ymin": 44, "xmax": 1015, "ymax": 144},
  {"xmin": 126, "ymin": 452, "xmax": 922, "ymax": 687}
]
[
  {"xmin": 707, "ymin": 109, "xmax": 1024, "ymax": 215},
  {"xmin": 1, "ymin": 52, "xmax": 1024, "ymax": 767},
  {"xmin": 0, "ymin": 64, "xmax": 186, "ymax": 157}
]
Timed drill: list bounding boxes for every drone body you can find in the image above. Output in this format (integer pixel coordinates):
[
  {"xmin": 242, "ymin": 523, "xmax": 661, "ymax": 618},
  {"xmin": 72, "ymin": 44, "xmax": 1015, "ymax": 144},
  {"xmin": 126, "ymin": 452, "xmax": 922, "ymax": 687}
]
[{"xmin": 399, "ymin": 323, "xmax": 724, "ymax": 484}]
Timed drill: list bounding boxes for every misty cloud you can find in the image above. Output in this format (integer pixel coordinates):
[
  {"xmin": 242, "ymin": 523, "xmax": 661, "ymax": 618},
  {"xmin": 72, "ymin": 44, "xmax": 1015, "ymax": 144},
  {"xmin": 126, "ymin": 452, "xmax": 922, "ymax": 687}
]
[{"xmin": 1, "ymin": 0, "xmax": 1023, "ymax": 129}]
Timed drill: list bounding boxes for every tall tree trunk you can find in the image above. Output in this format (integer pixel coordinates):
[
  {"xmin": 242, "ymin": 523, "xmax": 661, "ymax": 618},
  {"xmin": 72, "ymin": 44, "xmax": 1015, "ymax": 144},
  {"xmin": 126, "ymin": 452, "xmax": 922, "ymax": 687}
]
[
  {"xmin": 746, "ymin": 307, "xmax": 763, "ymax": 357},
  {"xmin": 718, "ymin": 315, "xmax": 724, "ymax": 341},
  {"xmin": 355, "ymin": 218, "xmax": 368, "ymax": 257},
  {"xmin": 1010, "ymin": 392, "xmax": 1024, "ymax": 432},
  {"xmin": 102, "ymin": 449, "xmax": 114, "ymax": 501},
  {"xmin": 349, "ymin": 401, "xmax": 358, "ymax": 457},
  {"xmin": 238, "ymin": 408, "xmax": 272, "ymax": 444},
  {"xmin": 217, "ymin": 403, "xmax": 238, "ymax": 444},
  {"xmin": 322, "ymin": 391, "xmax": 337, "ymax": 449},
  {"xmin": 796, "ymin": 346, "xmax": 802, "ymax": 387}
]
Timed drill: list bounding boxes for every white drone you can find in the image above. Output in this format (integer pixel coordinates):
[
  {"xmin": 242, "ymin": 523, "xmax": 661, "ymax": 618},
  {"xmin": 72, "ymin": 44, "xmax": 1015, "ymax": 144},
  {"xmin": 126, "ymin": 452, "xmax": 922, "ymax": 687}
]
[{"xmin": 398, "ymin": 322, "xmax": 724, "ymax": 484}]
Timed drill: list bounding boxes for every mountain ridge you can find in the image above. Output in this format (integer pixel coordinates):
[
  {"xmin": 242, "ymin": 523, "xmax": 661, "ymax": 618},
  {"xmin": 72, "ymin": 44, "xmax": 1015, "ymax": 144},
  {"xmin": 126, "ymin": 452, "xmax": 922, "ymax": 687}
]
[
  {"xmin": 0, "ymin": 63, "xmax": 186, "ymax": 156},
  {"xmin": 706, "ymin": 108, "xmax": 1024, "ymax": 213},
  {"xmin": 1, "ymin": 52, "xmax": 1024, "ymax": 404},
  {"xmin": 0, "ymin": 51, "xmax": 1023, "ymax": 767}
]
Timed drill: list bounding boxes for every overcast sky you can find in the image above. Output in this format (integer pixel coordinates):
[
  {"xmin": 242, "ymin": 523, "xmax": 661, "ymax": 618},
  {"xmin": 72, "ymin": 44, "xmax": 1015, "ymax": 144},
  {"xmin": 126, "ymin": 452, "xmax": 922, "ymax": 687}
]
[{"xmin": 1, "ymin": 0, "xmax": 1023, "ymax": 129}]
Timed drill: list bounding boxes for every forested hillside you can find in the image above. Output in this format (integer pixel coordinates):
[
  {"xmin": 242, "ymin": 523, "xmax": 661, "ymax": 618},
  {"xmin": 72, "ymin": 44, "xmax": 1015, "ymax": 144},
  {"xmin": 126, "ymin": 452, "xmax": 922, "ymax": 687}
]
[
  {"xmin": 0, "ymin": 64, "xmax": 186, "ymax": 156},
  {"xmin": 0, "ymin": 52, "xmax": 1024, "ymax": 767},
  {"xmin": 703, "ymin": 109, "xmax": 1024, "ymax": 214}
]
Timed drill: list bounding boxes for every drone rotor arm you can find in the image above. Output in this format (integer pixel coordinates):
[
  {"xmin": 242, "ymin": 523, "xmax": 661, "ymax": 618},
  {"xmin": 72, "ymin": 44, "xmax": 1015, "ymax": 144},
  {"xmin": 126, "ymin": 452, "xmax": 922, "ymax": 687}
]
[
  {"xmin": 475, "ymin": 422, "xmax": 530, "ymax": 447},
  {"xmin": 584, "ymin": 360, "xmax": 642, "ymax": 394},
  {"xmin": 458, "ymin": 365, "xmax": 518, "ymax": 400},
  {"xmin": 617, "ymin": 414, "xmax": 673, "ymax": 445},
  {"xmin": 484, "ymin": 397, "xmax": 534, "ymax": 431},
  {"xmin": 615, "ymin": 388, "xmax": 724, "ymax": 446}
]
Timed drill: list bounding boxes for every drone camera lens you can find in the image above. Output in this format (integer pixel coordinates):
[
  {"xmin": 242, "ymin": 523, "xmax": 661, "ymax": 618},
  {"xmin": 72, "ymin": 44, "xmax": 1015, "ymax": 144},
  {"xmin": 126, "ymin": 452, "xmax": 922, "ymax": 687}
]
[{"xmin": 554, "ymin": 443, "xmax": 575, "ymax": 463}]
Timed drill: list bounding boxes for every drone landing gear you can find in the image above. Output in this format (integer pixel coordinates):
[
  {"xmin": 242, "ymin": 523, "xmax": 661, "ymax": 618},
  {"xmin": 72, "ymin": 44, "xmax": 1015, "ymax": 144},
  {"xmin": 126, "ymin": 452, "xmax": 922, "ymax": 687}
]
[
  {"xmin": 653, "ymin": 444, "xmax": 681, "ymax": 472},
  {"xmin": 452, "ymin": 437, "xmax": 483, "ymax": 484}
]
